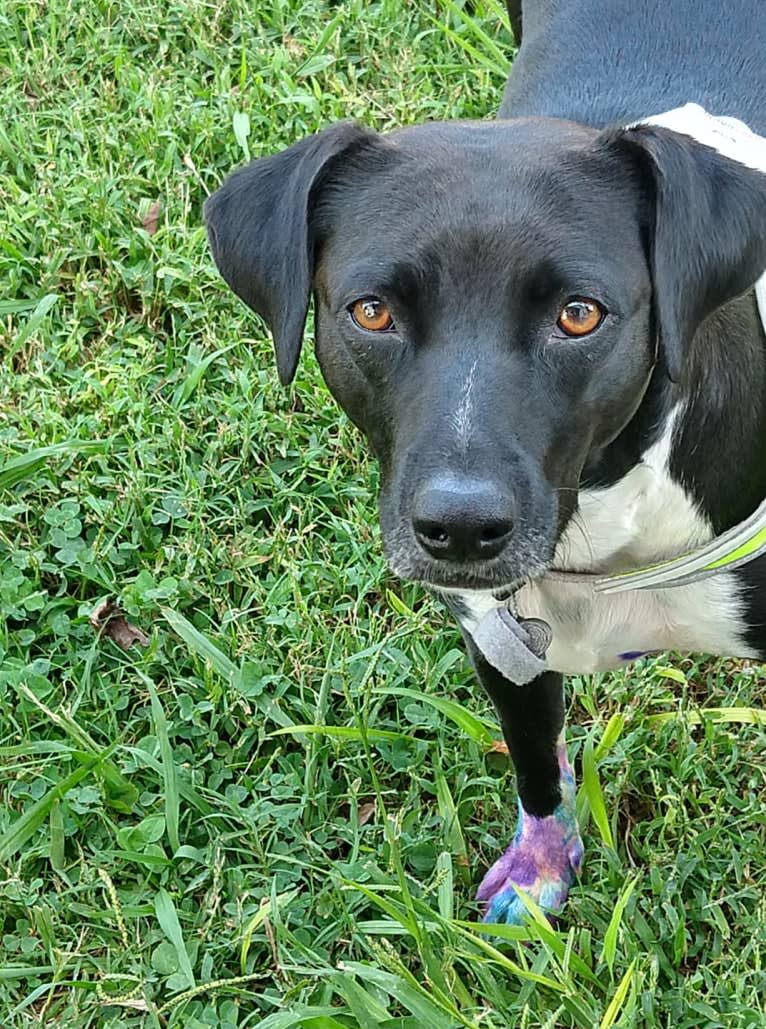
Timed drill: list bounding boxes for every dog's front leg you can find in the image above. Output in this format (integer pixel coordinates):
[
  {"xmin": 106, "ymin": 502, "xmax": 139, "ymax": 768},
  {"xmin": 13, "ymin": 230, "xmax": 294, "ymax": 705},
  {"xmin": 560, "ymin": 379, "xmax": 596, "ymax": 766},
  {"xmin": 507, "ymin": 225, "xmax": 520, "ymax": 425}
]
[{"xmin": 466, "ymin": 642, "xmax": 583, "ymax": 924}]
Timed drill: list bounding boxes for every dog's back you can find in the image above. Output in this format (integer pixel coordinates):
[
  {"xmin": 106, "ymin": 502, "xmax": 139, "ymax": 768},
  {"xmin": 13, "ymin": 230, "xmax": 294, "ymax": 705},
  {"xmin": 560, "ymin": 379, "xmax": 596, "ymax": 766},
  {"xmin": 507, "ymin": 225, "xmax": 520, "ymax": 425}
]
[{"xmin": 503, "ymin": 0, "xmax": 766, "ymax": 131}]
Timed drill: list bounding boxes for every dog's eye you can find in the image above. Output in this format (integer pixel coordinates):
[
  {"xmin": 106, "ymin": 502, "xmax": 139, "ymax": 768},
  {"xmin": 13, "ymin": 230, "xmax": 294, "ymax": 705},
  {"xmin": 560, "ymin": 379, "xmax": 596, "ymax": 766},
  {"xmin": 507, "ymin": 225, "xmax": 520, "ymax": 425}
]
[
  {"xmin": 555, "ymin": 298, "xmax": 605, "ymax": 338},
  {"xmin": 349, "ymin": 297, "xmax": 395, "ymax": 332}
]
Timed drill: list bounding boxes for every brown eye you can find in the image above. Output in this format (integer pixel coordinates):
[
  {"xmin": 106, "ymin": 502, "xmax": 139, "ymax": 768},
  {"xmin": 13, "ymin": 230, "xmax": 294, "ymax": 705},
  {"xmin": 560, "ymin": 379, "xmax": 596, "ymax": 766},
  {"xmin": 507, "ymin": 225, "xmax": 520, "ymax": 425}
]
[
  {"xmin": 556, "ymin": 298, "xmax": 605, "ymax": 337},
  {"xmin": 350, "ymin": 297, "xmax": 395, "ymax": 332}
]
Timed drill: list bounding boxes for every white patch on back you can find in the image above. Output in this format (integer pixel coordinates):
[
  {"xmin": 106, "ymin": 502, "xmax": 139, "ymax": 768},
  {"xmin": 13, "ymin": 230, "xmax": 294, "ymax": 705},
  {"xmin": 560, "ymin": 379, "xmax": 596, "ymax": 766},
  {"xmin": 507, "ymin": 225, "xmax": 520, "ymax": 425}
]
[
  {"xmin": 640, "ymin": 103, "xmax": 766, "ymax": 175},
  {"xmin": 451, "ymin": 405, "xmax": 757, "ymax": 674}
]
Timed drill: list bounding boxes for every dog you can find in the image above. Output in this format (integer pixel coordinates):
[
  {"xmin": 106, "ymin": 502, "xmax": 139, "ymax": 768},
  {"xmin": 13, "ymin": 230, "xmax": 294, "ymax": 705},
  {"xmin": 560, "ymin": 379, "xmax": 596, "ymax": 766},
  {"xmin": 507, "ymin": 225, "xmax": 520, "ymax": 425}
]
[{"xmin": 204, "ymin": 0, "xmax": 766, "ymax": 924}]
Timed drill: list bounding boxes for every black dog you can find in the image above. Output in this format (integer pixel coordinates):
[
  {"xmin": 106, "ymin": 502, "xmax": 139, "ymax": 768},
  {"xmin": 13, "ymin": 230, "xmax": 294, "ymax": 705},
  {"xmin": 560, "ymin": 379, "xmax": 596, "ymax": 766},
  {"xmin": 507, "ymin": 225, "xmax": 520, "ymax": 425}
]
[{"xmin": 205, "ymin": 0, "xmax": 766, "ymax": 923}]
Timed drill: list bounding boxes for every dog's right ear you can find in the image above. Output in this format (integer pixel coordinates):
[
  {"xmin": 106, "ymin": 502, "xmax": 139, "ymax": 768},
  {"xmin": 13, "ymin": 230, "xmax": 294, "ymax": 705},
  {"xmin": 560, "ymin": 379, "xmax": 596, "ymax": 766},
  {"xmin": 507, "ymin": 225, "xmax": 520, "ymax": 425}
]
[
  {"xmin": 204, "ymin": 122, "xmax": 375, "ymax": 386},
  {"xmin": 599, "ymin": 119, "xmax": 766, "ymax": 382}
]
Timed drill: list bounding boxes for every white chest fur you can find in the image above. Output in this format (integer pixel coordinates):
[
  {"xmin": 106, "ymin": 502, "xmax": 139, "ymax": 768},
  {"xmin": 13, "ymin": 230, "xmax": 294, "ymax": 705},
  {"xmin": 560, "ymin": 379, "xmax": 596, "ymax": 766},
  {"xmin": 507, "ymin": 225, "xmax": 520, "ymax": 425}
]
[
  {"xmin": 555, "ymin": 407, "xmax": 711, "ymax": 573},
  {"xmin": 456, "ymin": 574, "xmax": 754, "ymax": 673},
  {"xmin": 453, "ymin": 408, "xmax": 756, "ymax": 674}
]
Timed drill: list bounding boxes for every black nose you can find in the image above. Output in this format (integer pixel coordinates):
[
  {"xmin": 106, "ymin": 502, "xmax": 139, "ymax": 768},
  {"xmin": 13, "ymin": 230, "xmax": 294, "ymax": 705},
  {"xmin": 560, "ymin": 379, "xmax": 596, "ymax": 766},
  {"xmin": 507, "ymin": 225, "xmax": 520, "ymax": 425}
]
[{"xmin": 412, "ymin": 477, "xmax": 514, "ymax": 562}]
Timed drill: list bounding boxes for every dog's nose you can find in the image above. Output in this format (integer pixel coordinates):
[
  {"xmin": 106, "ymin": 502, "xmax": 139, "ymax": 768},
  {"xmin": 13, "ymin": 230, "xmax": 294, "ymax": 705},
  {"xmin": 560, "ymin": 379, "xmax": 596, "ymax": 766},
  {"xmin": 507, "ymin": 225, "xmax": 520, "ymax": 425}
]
[{"xmin": 413, "ymin": 477, "xmax": 514, "ymax": 562}]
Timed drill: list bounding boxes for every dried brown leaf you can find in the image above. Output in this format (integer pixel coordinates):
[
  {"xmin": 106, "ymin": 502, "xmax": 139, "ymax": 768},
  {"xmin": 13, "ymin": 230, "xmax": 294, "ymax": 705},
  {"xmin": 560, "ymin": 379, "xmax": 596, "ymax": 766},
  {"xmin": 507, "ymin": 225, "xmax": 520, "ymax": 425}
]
[
  {"xmin": 142, "ymin": 200, "xmax": 161, "ymax": 236},
  {"xmin": 89, "ymin": 599, "xmax": 150, "ymax": 650},
  {"xmin": 99, "ymin": 999, "xmax": 150, "ymax": 1012},
  {"xmin": 357, "ymin": 801, "xmax": 376, "ymax": 826}
]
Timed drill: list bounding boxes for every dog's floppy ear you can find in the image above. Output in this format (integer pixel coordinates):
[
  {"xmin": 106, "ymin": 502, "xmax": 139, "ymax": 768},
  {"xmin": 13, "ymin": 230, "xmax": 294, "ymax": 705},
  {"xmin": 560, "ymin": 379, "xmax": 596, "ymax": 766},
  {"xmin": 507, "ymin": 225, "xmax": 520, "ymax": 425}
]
[
  {"xmin": 603, "ymin": 122, "xmax": 766, "ymax": 381},
  {"xmin": 204, "ymin": 122, "xmax": 374, "ymax": 385}
]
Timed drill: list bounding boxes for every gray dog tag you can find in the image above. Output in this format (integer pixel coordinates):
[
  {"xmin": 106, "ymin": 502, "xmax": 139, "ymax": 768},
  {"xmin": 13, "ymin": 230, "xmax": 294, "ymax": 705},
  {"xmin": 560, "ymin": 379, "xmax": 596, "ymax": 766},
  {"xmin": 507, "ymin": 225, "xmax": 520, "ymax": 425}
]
[{"xmin": 471, "ymin": 606, "xmax": 552, "ymax": 685}]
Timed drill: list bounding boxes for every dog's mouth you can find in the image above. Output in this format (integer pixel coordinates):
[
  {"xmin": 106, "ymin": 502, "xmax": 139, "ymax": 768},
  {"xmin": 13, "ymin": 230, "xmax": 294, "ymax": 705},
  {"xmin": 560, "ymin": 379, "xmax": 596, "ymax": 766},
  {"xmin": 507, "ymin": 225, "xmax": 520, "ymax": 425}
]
[{"xmin": 383, "ymin": 540, "xmax": 553, "ymax": 594}]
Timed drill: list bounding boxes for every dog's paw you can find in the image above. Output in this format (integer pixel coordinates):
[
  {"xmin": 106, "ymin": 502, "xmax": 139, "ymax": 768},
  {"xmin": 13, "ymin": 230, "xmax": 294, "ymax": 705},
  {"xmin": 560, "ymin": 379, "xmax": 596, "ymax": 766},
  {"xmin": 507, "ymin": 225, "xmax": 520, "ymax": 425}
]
[{"xmin": 477, "ymin": 799, "xmax": 583, "ymax": 925}]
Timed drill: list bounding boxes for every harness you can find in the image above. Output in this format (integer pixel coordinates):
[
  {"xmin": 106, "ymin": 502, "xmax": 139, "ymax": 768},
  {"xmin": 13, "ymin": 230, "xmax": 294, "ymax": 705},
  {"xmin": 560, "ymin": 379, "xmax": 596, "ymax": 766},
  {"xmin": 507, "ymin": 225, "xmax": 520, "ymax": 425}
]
[{"xmin": 473, "ymin": 105, "xmax": 766, "ymax": 684}]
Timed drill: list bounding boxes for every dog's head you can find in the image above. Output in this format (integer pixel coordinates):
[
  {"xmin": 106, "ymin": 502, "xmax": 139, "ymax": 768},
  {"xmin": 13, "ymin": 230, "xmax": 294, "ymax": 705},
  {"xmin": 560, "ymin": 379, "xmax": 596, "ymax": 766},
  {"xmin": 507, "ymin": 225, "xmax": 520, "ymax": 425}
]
[{"xmin": 205, "ymin": 117, "xmax": 766, "ymax": 591}]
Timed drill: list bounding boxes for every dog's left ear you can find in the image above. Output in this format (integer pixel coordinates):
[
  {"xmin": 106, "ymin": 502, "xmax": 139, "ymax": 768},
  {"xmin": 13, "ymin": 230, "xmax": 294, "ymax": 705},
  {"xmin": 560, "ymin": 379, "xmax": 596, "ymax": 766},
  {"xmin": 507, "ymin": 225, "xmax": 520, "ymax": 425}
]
[{"xmin": 601, "ymin": 123, "xmax": 766, "ymax": 381}]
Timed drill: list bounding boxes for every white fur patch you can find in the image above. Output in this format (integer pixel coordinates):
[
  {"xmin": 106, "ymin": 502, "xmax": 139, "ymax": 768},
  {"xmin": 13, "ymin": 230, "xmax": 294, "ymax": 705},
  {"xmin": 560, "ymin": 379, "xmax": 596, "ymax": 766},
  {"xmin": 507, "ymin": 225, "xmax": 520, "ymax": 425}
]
[
  {"xmin": 452, "ymin": 405, "xmax": 756, "ymax": 673},
  {"xmin": 639, "ymin": 103, "xmax": 766, "ymax": 173},
  {"xmin": 455, "ymin": 573, "xmax": 755, "ymax": 675},
  {"xmin": 554, "ymin": 405, "xmax": 711, "ymax": 573},
  {"xmin": 517, "ymin": 574, "xmax": 753, "ymax": 673},
  {"xmin": 451, "ymin": 360, "xmax": 478, "ymax": 450}
]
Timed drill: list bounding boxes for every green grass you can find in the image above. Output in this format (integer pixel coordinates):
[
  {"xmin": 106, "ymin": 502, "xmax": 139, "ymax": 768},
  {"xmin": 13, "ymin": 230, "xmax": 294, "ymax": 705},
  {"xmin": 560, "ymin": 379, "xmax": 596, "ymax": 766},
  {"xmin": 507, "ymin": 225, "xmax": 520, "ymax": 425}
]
[{"xmin": 2, "ymin": 0, "xmax": 766, "ymax": 1025}]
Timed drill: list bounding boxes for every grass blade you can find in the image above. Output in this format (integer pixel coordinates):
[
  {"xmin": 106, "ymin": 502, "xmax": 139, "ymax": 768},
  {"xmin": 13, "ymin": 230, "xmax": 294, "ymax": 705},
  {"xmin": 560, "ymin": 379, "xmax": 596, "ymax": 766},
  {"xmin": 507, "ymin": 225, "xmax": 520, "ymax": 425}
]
[
  {"xmin": 595, "ymin": 712, "xmax": 626, "ymax": 760},
  {"xmin": 600, "ymin": 876, "xmax": 638, "ymax": 975},
  {"xmin": 297, "ymin": 7, "xmax": 345, "ymax": 73},
  {"xmin": 0, "ymin": 298, "xmax": 40, "ymax": 315},
  {"xmin": 15, "ymin": 683, "xmax": 137, "ymax": 812},
  {"xmin": 141, "ymin": 673, "xmax": 180, "ymax": 853},
  {"xmin": 435, "ymin": 771, "xmax": 469, "ymax": 883},
  {"xmin": 154, "ymin": 887, "xmax": 195, "ymax": 989},
  {"xmin": 427, "ymin": 15, "xmax": 508, "ymax": 78},
  {"xmin": 0, "ymin": 966, "xmax": 55, "ymax": 981},
  {"xmin": 171, "ymin": 342, "xmax": 238, "ymax": 408},
  {"xmin": 437, "ymin": 0, "xmax": 511, "ymax": 70},
  {"xmin": 332, "ymin": 972, "xmax": 391, "ymax": 1028},
  {"xmin": 600, "ymin": 958, "xmax": 636, "ymax": 1029},
  {"xmin": 120, "ymin": 746, "xmax": 211, "ymax": 816},
  {"xmin": 269, "ymin": 725, "xmax": 417, "ymax": 743},
  {"xmin": 240, "ymin": 890, "xmax": 299, "ymax": 975},
  {"xmin": 255, "ymin": 1011, "xmax": 352, "ymax": 1029},
  {"xmin": 232, "ymin": 111, "xmax": 251, "ymax": 162},
  {"xmin": 449, "ymin": 921, "xmax": 567, "ymax": 990},
  {"xmin": 647, "ymin": 706, "xmax": 766, "ymax": 727},
  {"xmin": 12, "ymin": 292, "xmax": 58, "ymax": 351},
  {"xmin": 0, "ymin": 440, "xmax": 110, "ymax": 489},
  {"xmin": 49, "ymin": 800, "xmax": 66, "ymax": 873},
  {"xmin": 0, "ymin": 759, "xmax": 98, "ymax": 863},
  {"xmin": 436, "ymin": 851, "xmax": 454, "ymax": 920},
  {"xmin": 581, "ymin": 737, "xmax": 614, "ymax": 848},
  {"xmin": 377, "ymin": 686, "xmax": 495, "ymax": 747},
  {"xmin": 340, "ymin": 962, "xmax": 464, "ymax": 1027},
  {"xmin": 161, "ymin": 606, "xmax": 237, "ymax": 683}
]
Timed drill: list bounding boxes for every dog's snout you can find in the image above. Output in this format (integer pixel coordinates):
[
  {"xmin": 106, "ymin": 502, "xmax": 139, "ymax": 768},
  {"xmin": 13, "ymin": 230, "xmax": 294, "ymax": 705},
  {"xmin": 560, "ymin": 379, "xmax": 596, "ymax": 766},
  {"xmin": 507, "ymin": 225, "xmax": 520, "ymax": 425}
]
[{"xmin": 412, "ymin": 477, "xmax": 514, "ymax": 562}]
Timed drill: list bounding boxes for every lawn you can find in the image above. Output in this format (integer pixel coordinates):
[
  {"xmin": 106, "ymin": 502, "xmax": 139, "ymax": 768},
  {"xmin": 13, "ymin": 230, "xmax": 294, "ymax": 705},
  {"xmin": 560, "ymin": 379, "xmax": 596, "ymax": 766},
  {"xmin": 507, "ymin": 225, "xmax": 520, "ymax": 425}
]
[{"xmin": 2, "ymin": 0, "xmax": 766, "ymax": 1025}]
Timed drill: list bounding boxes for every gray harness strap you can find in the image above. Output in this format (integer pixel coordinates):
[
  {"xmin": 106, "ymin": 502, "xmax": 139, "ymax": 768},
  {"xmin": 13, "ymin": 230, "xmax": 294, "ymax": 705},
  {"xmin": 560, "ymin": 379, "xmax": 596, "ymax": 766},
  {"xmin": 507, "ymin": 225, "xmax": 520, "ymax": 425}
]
[{"xmin": 472, "ymin": 607, "xmax": 552, "ymax": 684}]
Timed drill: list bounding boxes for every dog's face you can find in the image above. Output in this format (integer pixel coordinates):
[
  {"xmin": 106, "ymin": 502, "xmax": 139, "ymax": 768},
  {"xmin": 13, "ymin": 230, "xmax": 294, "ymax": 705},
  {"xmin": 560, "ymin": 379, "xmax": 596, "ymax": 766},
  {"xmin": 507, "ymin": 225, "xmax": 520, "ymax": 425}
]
[
  {"xmin": 206, "ymin": 117, "xmax": 766, "ymax": 592},
  {"xmin": 311, "ymin": 121, "xmax": 655, "ymax": 590}
]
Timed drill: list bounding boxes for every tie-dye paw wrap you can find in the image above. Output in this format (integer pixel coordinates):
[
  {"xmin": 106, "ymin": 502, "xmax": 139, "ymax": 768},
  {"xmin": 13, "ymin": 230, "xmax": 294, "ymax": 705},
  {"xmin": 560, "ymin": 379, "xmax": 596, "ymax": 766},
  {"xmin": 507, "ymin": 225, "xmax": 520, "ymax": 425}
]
[{"xmin": 477, "ymin": 743, "xmax": 583, "ymax": 925}]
